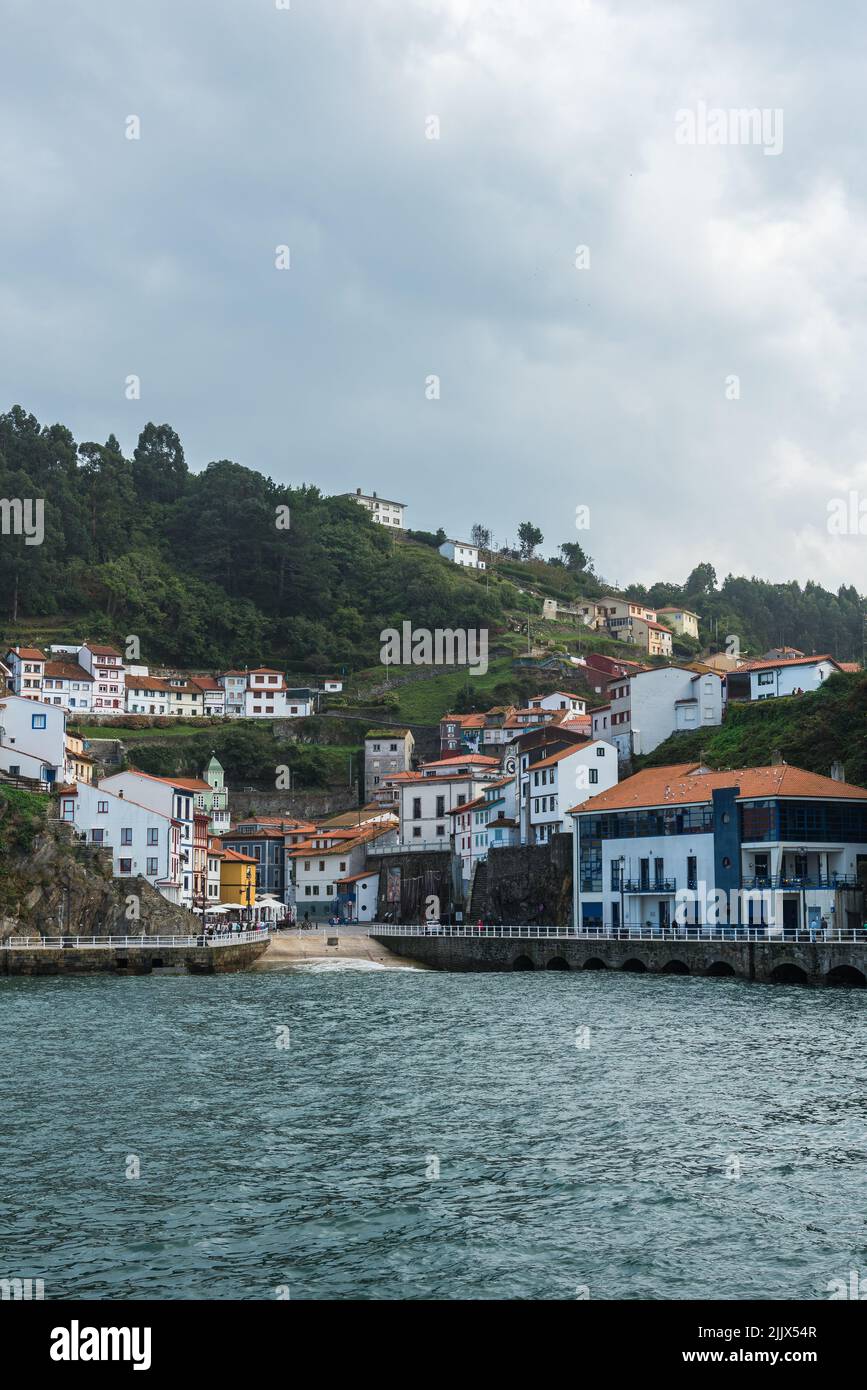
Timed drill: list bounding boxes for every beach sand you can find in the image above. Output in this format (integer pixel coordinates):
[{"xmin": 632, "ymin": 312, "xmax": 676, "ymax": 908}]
[{"xmin": 254, "ymin": 928, "xmax": 425, "ymax": 970}]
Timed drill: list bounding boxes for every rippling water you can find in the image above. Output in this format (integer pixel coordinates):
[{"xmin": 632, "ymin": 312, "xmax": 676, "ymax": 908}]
[{"xmin": 2, "ymin": 967, "xmax": 866, "ymax": 1300}]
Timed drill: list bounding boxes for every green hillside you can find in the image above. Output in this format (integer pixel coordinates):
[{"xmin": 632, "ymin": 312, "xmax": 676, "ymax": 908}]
[
  {"xmin": 635, "ymin": 672, "xmax": 867, "ymax": 787},
  {"xmin": 1, "ymin": 404, "xmax": 864, "ymax": 681}
]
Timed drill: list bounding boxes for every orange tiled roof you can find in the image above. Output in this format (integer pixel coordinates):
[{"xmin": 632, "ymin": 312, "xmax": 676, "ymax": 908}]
[
  {"xmin": 7, "ymin": 646, "xmax": 46, "ymax": 660},
  {"xmin": 44, "ymin": 661, "xmax": 92, "ymax": 681},
  {"xmin": 531, "ymin": 741, "xmax": 602, "ymax": 770},
  {"xmin": 736, "ymin": 654, "xmax": 841, "ymax": 673},
  {"xmin": 570, "ymin": 762, "xmax": 867, "ymax": 815}
]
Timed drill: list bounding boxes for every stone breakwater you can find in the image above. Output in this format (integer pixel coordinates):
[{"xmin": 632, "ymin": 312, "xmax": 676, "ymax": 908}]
[
  {"xmin": 0, "ymin": 938, "xmax": 270, "ymax": 976},
  {"xmin": 370, "ymin": 932, "xmax": 867, "ymax": 986}
]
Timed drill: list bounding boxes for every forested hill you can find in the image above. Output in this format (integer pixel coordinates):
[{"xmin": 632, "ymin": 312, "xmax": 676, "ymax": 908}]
[{"xmin": 0, "ymin": 404, "xmax": 863, "ymax": 672}]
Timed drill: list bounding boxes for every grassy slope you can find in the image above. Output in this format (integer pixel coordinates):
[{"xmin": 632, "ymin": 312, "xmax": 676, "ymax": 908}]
[{"xmin": 635, "ymin": 673, "xmax": 867, "ymax": 788}]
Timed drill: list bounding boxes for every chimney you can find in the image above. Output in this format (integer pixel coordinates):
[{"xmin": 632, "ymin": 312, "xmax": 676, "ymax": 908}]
[
  {"xmin": 373, "ymin": 490, "xmax": 377, "ymax": 498},
  {"xmin": 770, "ymin": 749, "xmax": 785, "ymax": 766},
  {"xmin": 356, "ymin": 487, "xmax": 361, "ymax": 495},
  {"xmin": 831, "ymin": 760, "xmax": 846, "ymax": 782}
]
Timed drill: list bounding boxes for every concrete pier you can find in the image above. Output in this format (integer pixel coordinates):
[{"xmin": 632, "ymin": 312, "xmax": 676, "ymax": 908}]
[
  {"xmin": 0, "ymin": 933, "xmax": 270, "ymax": 976},
  {"xmin": 370, "ymin": 928, "xmax": 867, "ymax": 986}
]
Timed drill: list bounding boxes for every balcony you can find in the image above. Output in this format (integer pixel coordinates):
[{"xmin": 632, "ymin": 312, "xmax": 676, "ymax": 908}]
[
  {"xmin": 622, "ymin": 878, "xmax": 677, "ymax": 893},
  {"xmin": 742, "ymin": 874, "xmax": 859, "ymax": 891}
]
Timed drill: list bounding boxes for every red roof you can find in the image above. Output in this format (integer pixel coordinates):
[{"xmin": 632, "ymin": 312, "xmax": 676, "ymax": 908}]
[
  {"xmin": 736, "ymin": 654, "xmax": 841, "ymax": 673},
  {"xmin": 570, "ymin": 762, "xmax": 867, "ymax": 815},
  {"xmin": 7, "ymin": 646, "xmax": 46, "ymax": 661}
]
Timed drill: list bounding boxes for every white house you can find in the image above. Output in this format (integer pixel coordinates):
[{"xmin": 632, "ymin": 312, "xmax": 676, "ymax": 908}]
[
  {"xmin": 79, "ymin": 643, "xmax": 125, "ymax": 714},
  {"xmin": 244, "ymin": 669, "xmax": 289, "ymax": 717},
  {"xmin": 190, "ymin": 676, "xmax": 226, "ymax": 717},
  {"xmin": 438, "ymin": 539, "xmax": 486, "ymax": 570},
  {"xmin": 59, "ymin": 780, "xmax": 182, "ymax": 903},
  {"xmin": 398, "ymin": 770, "xmax": 499, "ymax": 847},
  {"xmin": 528, "ymin": 691, "xmax": 587, "ymax": 715},
  {"xmin": 322, "ymin": 677, "xmax": 344, "ymax": 693},
  {"xmin": 290, "ymin": 823, "xmax": 397, "ymax": 920},
  {"xmin": 655, "ymin": 607, "xmax": 700, "ymax": 640},
  {"xmin": 740, "ymin": 655, "xmax": 842, "ymax": 702},
  {"xmin": 627, "ymin": 666, "xmax": 725, "ymax": 757},
  {"xmin": 335, "ymin": 869, "xmax": 379, "ymax": 923},
  {"xmin": 41, "ymin": 660, "xmax": 94, "ymax": 713},
  {"xmin": 0, "ymin": 693, "xmax": 67, "ymax": 786},
  {"xmin": 570, "ymin": 761, "xmax": 867, "ymax": 936},
  {"xmin": 342, "ymin": 488, "xmax": 406, "ymax": 528},
  {"xmin": 218, "ymin": 671, "xmax": 247, "ymax": 717},
  {"xmin": 282, "ymin": 687, "xmax": 316, "ymax": 718},
  {"xmin": 125, "ymin": 674, "xmax": 172, "ymax": 716},
  {"xmin": 99, "ymin": 769, "xmax": 212, "ymax": 908},
  {"xmin": 527, "ymin": 739, "xmax": 618, "ymax": 844},
  {"xmin": 4, "ymin": 646, "xmax": 46, "ymax": 701}
]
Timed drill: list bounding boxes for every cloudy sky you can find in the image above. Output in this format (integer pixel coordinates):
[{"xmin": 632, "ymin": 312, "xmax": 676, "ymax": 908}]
[{"xmin": 3, "ymin": 0, "xmax": 866, "ymax": 592}]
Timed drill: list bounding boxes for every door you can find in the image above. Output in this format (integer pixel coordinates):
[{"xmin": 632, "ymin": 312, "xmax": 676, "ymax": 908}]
[
  {"xmin": 659, "ymin": 901, "xmax": 671, "ymax": 930},
  {"xmin": 782, "ymin": 897, "xmax": 799, "ymax": 935}
]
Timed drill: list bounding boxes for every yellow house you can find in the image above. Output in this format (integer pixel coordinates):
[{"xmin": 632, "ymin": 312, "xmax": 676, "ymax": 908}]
[
  {"xmin": 656, "ymin": 606, "xmax": 701, "ymax": 641},
  {"xmin": 216, "ymin": 845, "xmax": 257, "ymax": 911},
  {"xmin": 65, "ymin": 733, "xmax": 95, "ymax": 784}
]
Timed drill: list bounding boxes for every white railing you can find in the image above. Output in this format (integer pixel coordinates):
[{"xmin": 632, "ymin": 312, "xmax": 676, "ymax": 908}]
[
  {"xmin": 368, "ymin": 924, "xmax": 867, "ymax": 944},
  {"xmin": 1, "ymin": 931, "xmax": 270, "ymax": 950}
]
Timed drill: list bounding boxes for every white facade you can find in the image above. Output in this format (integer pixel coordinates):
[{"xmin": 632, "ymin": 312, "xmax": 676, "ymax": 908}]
[
  {"xmin": 60, "ymin": 780, "xmax": 182, "ymax": 902},
  {"xmin": 528, "ymin": 691, "xmax": 587, "ymax": 715},
  {"xmin": 656, "ymin": 607, "xmax": 700, "ymax": 640},
  {"xmin": 0, "ymin": 693, "xmax": 67, "ymax": 785},
  {"xmin": 571, "ymin": 765, "xmax": 867, "ymax": 936},
  {"xmin": 41, "ymin": 662, "xmax": 93, "ymax": 713},
  {"xmin": 438, "ymin": 539, "xmax": 486, "ymax": 569},
  {"xmin": 336, "ymin": 870, "xmax": 379, "ymax": 922},
  {"xmin": 400, "ymin": 774, "xmax": 495, "ymax": 846},
  {"xmin": 4, "ymin": 647, "xmax": 46, "ymax": 700},
  {"xmin": 528, "ymin": 740, "xmax": 618, "ymax": 843},
  {"xmin": 99, "ymin": 770, "xmax": 209, "ymax": 907},
  {"xmin": 218, "ymin": 673, "xmax": 247, "ymax": 716},
  {"xmin": 125, "ymin": 677, "xmax": 171, "ymax": 715},
  {"xmin": 748, "ymin": 658, "xmax": 838, "ymax": 701},
  {"xmin": 80, "ymin": 644, "xmax": 125, "ymax": 713},
  {"xmin": 343, "ymin": 489, "xmax": 406, "ymax": 528},
  {"xmin": 629, "ymin": 667, "xmax": 724, "ymax": 756}
]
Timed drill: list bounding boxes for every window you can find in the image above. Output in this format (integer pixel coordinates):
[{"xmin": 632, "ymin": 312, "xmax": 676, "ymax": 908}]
[
  {"xmin": 412, "ymin": 797, "xmax": 422, "ymax": 819},
  {"xmin": 318, "ymin": 860, "xmax": 325, "ymax": 871},
  {"xmin": 303, "ymin": 859, "xmax": 311, "ymax": 871},
  {"xmin": 589, "ymin": 769, "xmax": 598, "ymax": 784},
  {"xmin": 412, "ymin": 827, "xmax": 422, "ymax": 839},
  {"xmin": 121, "ymin": 828, "xmax": 132, "ymax": 845},
  {"xmin": 436, "ymin": 795, "xmax": 445, "ymax": 818},
  {"xmin": 31, "ymin": 713, "xmax": 47, "ymax": 730},
  {"xmin": 91, "ymin": 829, "xmax": 104, "ymax": 844},
  {"xmin": 119, "ymin": 858, "xmax": 132, "ymax": 874},
  {"xmin": 757, "ymin": 673, "xmax": 774, "ymax": 686},
  {"xmin": 147, "ymin": 828, "xmax": 158, "ymax": 845},
  {"xmin": 147, "ymin": 858, "xmax": 158, "ymax": 875},
  {"xmin": 596, "ymin": 746, "xmax": 605, "ymax": 756},
  {"xmin": 97, "ymin": 800, "xmax": 108, "ymax": 814},
  {"xmin": 436, "ymin": 824, "xmax": 445, "ymax": 837}
]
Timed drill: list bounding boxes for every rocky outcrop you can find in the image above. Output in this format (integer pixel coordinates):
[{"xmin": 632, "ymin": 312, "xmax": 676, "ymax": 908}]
[{"xmin": 0, "ymin": 804, "xmax": 196, "ymax": 941}]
